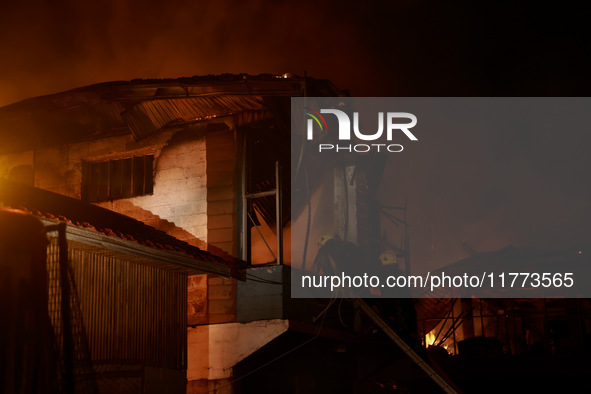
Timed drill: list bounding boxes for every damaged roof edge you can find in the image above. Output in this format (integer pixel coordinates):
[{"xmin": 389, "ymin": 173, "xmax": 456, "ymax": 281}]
[
  {"xmin": 0, "ymin": 73, "xmax": 309, "ymax": 110},
  {"xmin": 42, "ymin": 218, "xmax": 232, "ymax": 278},
  {"xmin": 0, "ymin": 74, "xmax": 345, "ymax": 156},
  {"xmin": 0, "ymin": 73, "xmax": 343, "ymax": 113},
  {"xmin": 0, "ymin": 179, "xmax": 241, "ymax": 275}
]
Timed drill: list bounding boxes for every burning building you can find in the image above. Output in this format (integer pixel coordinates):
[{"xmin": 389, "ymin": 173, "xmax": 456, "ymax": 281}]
[
  {"xmin": 3, "ymin": 73, "xmax": 590, "ymax": 394},
  {"xmin": 0, "ymin": 74, "xmax": 368, "ymax": 393}
]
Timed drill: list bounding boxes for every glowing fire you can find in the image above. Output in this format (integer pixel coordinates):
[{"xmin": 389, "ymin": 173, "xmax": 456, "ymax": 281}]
[
  {"xmin": 425, "ymin": 331, "xmax": 453, "ymax": 354},
  {"xmin": 426, "ymin": 332, "xmax": 436, "ymax": 347}
]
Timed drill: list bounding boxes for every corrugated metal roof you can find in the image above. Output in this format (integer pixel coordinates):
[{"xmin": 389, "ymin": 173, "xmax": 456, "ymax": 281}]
[
  {"xmin": 121, "ymin": 95, "xmax": 269, "ymax": 140},
  {"xmin": 0, "ymin": 179, "xmax": 240, "ymax": 276},
  {"xmin": 0, "ymin": 74, "xmax": 343, "ymax": 154}
]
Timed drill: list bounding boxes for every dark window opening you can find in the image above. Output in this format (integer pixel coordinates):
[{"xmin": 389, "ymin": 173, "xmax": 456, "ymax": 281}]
[
  {"xmin": 82, "ymin": 155, "xmax": 154, "ymax": 202},
  {"xmin": 241, "ymin": 124, "xmax": 291, "ymax": 264},
  {"xmin": 245, "ymin": 127, "xmax": 290, "ymax": 228}
]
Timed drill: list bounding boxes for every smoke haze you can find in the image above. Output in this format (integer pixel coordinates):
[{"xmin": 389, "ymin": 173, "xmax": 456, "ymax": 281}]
[{"xmin": 1, "ymin": 1, "xmax": 589, "ymax": 271}]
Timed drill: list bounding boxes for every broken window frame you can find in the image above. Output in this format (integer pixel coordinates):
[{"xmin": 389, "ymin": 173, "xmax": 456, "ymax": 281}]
[{"xmin": 237, "ymin": 125, "xmax": 289, "ymax": 265}]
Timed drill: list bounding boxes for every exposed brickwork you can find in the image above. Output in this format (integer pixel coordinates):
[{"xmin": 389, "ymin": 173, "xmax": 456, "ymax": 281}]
[
  {"xmin": 124, "ymin": 131, "xmax": 208, "ymax": 242},
  {"xmin": 207, "ymin": 275, "xmax": 237, "ymax": 324},
  {"xmin": 188, "ymin": 275, "xmax": 208, "ymax": 326}
]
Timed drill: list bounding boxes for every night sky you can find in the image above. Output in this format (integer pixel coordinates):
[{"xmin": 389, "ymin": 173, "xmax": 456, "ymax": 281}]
[
  {"xmin": 3, "ymin": 2, "xmax": 587, "ymax": 106},
  {"xmin": 1, "ymin": 1, "xmax": 589, "ymax": 270}
]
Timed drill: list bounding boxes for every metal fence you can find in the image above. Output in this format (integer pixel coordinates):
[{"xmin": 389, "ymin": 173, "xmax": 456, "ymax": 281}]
[{"xmin": 45, "ymin": 223, "xmax": 188, "ymax": 394}]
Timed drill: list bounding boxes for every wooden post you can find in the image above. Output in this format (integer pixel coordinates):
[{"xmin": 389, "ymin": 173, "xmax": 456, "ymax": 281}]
[{"xmin": 58, "ymin": 222, "xmax": 75, "ymax": 394}]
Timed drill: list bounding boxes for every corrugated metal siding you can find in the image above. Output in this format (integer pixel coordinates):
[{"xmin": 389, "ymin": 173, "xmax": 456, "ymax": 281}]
[
  {"xmin": 47, "ymin": 237, "xmax": 187, "ymax": 371},
  {"xmin": 47, "ymin": 236, "xmax": 98, "ymax": 394}
]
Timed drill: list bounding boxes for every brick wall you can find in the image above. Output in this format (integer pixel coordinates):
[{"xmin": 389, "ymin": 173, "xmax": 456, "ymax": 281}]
[{"xmin": 120, "ymin": 129, "xmax": 208, "ymax": 244}]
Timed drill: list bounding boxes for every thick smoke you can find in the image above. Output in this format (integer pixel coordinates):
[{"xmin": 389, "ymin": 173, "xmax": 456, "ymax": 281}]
[{"xmin": 0, "ymin": 0, "xmax": 382, "ymax": 106}]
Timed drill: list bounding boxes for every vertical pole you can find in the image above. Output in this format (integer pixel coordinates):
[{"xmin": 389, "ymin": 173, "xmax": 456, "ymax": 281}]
[
  {"xmin": 58, "ymin": 223, "xmax": 75, "ymax": 394},
  {"xmin": 345, "ymin": 165, "xmax": 357, "ymax": 245},
  {"xmin": 241, "ymin": 136, "xmax": 249, "ymax": 262},
  {"xmin": 451, "ymin": 299, "xmax": 457, "ymax": 355},
  {"xmin": 276, "ymin": 161, "xmax": 283, "ymax": 265}
]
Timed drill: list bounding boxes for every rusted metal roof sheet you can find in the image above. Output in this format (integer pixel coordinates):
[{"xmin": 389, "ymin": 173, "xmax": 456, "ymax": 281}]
[
  {"xmin": 0, "ymin": 74, "xmax": 342, "ymax": 154},
  {"xmin": 121, "ymin": 95, "xmax": 269, "ymax": 140}
]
